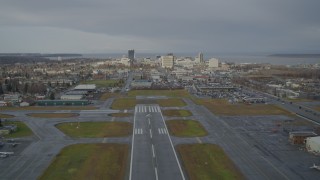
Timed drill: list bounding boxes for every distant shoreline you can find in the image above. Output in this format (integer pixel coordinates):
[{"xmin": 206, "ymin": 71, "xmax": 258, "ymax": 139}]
[
  {"xmin": 0, "ymin": 53, "xmax": 82, "ymax": 57},
  {"xmin": 269, "ymin": 54, "xmax": 320, "ymax": 58}
]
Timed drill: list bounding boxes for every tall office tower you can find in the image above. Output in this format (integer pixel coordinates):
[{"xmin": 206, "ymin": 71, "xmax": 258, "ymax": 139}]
[
  {"xmin": 195, "ymin": 52, "xmax": 204, "ymax": 63},
  {"xmin": 128, "ymin": 49, "xmax": 135, "ymax": 61},
  {"xmin": 199, "ymin": 52, "xmax": 204, "ymax": 63}
]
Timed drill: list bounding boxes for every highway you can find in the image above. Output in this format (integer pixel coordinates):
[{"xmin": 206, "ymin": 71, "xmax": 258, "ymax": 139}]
[{"xmin": 130, "ymin": 105, "xmax": 185, "ymax": 180}]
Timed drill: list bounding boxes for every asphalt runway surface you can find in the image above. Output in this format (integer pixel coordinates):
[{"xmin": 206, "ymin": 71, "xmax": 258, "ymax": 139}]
[{"xmin": 130, "ymin": 105, "xmax": 185, "ymax": 180}]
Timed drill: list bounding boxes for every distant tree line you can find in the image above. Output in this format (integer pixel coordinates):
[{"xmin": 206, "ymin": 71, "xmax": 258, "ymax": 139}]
[
  {"xmin": 0, "ymin": 56, "xmax": 51, "ymax": 64},
  {"xmin": 0, "ymin": 79, "xmax": 47, "ymax": 95}
]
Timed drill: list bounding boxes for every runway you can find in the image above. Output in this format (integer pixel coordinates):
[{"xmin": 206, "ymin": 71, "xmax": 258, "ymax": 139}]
[{"xmin": 130, "ymin": 104, "xmax": 185, "ymax": 180}]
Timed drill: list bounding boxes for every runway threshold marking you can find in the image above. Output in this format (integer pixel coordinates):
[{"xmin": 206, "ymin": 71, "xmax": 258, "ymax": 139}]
[
  {"xmin": 134, "ymin": 128, "xmax": 143, "ymax": 135},
  {"xmin": 158, "ymin": 128, "xmax": 167, "ymax": 135}
]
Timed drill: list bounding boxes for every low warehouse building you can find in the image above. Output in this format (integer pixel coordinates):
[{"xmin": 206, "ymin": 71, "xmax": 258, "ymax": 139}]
[
  {"xmin": 306, "ymin": 136, "xmax": 320, "ymax": 155},
  {"xmin": 289, "ymin": 131, "xmax": 317, "ymax": 145},
  {"xmin": 73, "ymin": 84, "xmax": 96, "ymax": 93},
  {"xmin": 36, "ymin": 100, "xmax": 90, "ymax": 106},
  {"xmin": 60, "ymin": 95, "xmax": 84, "ymax": 100}
]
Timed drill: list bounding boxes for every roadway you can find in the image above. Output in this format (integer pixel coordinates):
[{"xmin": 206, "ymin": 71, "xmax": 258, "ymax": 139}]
[
  {"xmin": 121, "ymin": 70, "xmax": 133, "ymax": 94},
  {"xmin": 130, "ymin": 104, "xmax": 185, "ymax": 180}
]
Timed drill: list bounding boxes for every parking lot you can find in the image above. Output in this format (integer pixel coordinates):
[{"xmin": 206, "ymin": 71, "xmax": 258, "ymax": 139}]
[{"xmin": 221, "ymin": 115, "xmax": 320, "ymax": 179}]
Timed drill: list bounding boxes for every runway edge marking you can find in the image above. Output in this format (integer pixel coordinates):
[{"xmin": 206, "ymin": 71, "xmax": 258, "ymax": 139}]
[
  {"xmin": 159, "ymin": 106, "xmax": 186, "ymax": 180},
  {"xmin": 129, "ymin": 106, "xmax": 137, "ymax": 180}
]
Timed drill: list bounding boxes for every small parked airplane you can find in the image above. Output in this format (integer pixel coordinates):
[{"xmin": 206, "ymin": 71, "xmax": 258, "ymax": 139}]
[
  {"xmin": 310, "ymin": 164, "xmax": 320, "ymax": 171},
  {"xmin": 0, "ymin": 152, "xmax": 14, "ymax": 158}
]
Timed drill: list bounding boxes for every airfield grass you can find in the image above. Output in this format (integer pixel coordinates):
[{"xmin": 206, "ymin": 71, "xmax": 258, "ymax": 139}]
[
  {"xmin": 285, "ymin": 98, "xmax": 317, "ymax": 102},
  {"xmin": 0, "ymin": 113, "xmax": 15, "ymax": 118},
  {"xmin": 0, "ymin": 106, "xmax": 97, "ymax": 111},
  {"xmin": 99, "ymin": 92, "xmax": 120, "ymax": 100},
  {"xmin": 157, "ymin": 98, "xmax": 186, "ymax": 107},
  {"xmin": 128, "ymin": 89, "xmax": 191, "ymax": 98},
  {"xmin": 39, "ymin": 143, "xmax": 128, "ymax": 180},
  {"xmin": 196, "ymin": 99, "xmax": 293, "ymax": 116},
  {"xmin": 162, "ymin": 109, "xmax": 192, "ymax": 117},
  {"xmin": 3, "ymin": 121, "xmax": 33, "ymax": 138},
  {"xmin": 56, "ymin": 122, "xmax": 132, "ymax": 138},
  {"xmin": 27, "ymin": 113, "xmax": 79, "ymax": 118},
  {"xmin": 177, "ymin": 144, "xmax": 245, "ymax": 180},
  {"xmin": 111, "ymin": 98, "xmax": 137, "ymax": 110},
  {"xmin": 81, "ymin": 79, "xmax": 119, "ymax": 88},
  {"xmin": 166, "ymin": 120, "xmax": 208, "ymax": 137},
  {"xmin": 109, "ymin": 113, "xmax": 132, "ymax": 117},
  {"xmin": 282, "ymin": 119, "xmax": 313, "ymax": 126}
]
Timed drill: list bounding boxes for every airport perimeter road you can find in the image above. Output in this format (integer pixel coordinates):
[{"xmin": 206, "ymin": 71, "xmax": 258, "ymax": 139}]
[{"xmin": 130, "ymin": 105, "xmax": 185, "ymax": 180}]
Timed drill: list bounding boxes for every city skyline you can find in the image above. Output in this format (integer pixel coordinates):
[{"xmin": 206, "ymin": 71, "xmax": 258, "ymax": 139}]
[{"xmin": 0, "ymin": 0, "xmax": 320, "ymax": 53}]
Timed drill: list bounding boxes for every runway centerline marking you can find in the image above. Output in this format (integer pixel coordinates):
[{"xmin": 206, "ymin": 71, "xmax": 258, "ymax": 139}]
[
  {"xmin": 152, "ymin": 144, "xmax": 155, "ymax": 158},
  {"xmin": 155, "ymin": 167, "xmax": 159, "ymax": 180}
]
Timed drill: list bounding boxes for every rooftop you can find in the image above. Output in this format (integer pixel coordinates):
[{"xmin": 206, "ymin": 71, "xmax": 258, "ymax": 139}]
[{"xmin": 74, "ymin": 84, "xmax": 96, "ymax": 90}]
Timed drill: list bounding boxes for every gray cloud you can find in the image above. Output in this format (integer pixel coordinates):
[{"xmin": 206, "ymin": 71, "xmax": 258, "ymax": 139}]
[{"xmin": 0, "ymin": 0, "xmax": 319, "ymax": 53}]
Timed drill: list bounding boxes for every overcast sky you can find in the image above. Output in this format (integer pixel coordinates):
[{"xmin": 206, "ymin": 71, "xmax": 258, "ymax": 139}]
[{"xmin": 0, "ymin": 0, "xmax": 319, "ymax": 54}]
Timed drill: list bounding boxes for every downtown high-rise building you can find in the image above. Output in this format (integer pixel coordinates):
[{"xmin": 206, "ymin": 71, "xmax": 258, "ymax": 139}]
[
  {"xmin": 195, "ymin": 52, "xmax": 204, "ymax": 64},
  {"xmin": 128, "ymin": 49, "xmax": 135, "ymax": 61}
]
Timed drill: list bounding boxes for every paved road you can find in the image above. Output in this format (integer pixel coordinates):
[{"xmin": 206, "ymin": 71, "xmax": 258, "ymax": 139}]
[
  {"xmin": 121, "ymin": 70, "xmax": 133, "ymax": 94},
  {"xmin": 130, "ymin": 104, "xmax": 185, "ymax": 180}
]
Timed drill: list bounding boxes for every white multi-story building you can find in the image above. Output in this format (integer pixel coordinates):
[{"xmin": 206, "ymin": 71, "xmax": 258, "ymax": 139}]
[
  {"xmin": 208, "ymin": 58, "xmax": 219, "ymax": 68},
  {"xmin": 161, "ymin": 54, "xmax": 175, "ymax": 68},
  {"xmin": 120, "ymin": 57, "xmax": 131, "ymax": 67},
  {"xmin": 175, "ymin": 58, "xmax": 194, "ymax": 68}
]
